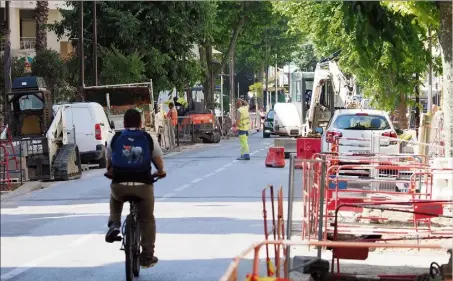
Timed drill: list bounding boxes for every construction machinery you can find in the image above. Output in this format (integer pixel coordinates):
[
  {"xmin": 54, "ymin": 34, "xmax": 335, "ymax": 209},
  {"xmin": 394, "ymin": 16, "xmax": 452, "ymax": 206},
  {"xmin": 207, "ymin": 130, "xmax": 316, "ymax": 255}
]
[
  {"xmin": 178, "ymin": 85, "xmax": 221, "ymax": 143},
  {"xmin": 4, "ymin": 76, "xmax": 82, "ymax": 181},
  {"xmin": 83, "ymin": 81, "xmax": 155, "ymax": 133},
  {"xmin": 274, "ymin": 58, "xmax": 357, "ymax": 156}
]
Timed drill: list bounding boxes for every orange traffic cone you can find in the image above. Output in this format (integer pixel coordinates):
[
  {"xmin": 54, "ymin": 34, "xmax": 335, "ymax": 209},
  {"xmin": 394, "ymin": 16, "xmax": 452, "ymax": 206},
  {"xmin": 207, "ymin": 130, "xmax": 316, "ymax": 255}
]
[{"xmin": 265, "ymin": 147, "xmax": 285, "ymax": 168}]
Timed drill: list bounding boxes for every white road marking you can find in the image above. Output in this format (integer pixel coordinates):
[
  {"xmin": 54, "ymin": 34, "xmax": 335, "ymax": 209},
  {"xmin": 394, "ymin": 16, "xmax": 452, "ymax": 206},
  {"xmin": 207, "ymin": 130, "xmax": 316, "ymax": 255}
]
[
  {"xmin": 204, "ymin": 172, "xmax": 216, "ymax": 178},
  {"xmin": 225, "ymin": 163, "xmax": 233, "ymax": 167},
  {"xmin": 191, "ymin": 178, "xmax": 203, "ymax": 184},
  {"xmin": 174, "ymin": 184, "xmax": 190, "ymax": 192},
  {"xmin": 1, "ymin": 231, "xmax": 101, "ymax": 280},
  {"xmin": 214, "ymin": 167, "xmax": 226, "ymax": 173},
  {"xmin": 161, "ymin": 193, "xmax": 175, "ymax": 199}
]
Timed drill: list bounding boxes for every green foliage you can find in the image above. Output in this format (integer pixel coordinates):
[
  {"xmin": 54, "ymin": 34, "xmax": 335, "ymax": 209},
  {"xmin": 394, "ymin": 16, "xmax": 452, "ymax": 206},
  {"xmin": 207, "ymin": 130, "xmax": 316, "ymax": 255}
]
[
  {"xmin": 249, "ymin": 82, "xmax": 264, "ymax": 98},
  {"xmin": 49, "ymin": 1, "xmax": 207, "ymax": 91},
  {"xmin": 0, "ymin": 56, "xmax": 27, "ymax": 93},
  {"xmin": 234, "ymin": 2, "xmax": 302, "ymax": 74},
  {"xmin": 274, "ymin": 1, "xmax": 431, "ymax": 111},
  {"xmin": 99, "ymin": 46, "xmax": 146, "ymax": 85},
  {"xmin": 31, "ymin": 49, "xmax": 67, "ymax": 90},
  {"xmin": 293, "ymin": 43, "xmax": 319, "ymax": 71},
  {"xmin": 31, "ymin": 49, "xmax": 75, "ymax": 103}
]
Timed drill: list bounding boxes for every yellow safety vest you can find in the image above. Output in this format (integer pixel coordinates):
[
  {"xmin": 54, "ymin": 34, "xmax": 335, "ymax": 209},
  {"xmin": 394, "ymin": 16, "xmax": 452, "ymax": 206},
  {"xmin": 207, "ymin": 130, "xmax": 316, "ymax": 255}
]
[{"xmin": 238, "ymin": 106, "xmax": 250, "ymax": 131}]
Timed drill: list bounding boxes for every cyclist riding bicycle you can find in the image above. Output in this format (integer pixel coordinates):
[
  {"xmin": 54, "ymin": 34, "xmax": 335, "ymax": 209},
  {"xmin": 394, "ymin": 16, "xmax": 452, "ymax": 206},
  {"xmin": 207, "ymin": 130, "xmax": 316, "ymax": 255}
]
[{"xmin": 105, "ymin": 108, "xmax": 166, "ymax": 268}]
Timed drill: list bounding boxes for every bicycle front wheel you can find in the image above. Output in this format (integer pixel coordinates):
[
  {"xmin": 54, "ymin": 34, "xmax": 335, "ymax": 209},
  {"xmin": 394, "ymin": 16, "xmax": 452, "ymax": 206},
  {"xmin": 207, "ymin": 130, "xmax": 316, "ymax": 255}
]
[
  {"xmin": 125, "ymin": 215, "xmax": 134, "ymax": 281},
  {"xmin": 133, "ymin": 222, "xmax": 141, "ymax": 277}
]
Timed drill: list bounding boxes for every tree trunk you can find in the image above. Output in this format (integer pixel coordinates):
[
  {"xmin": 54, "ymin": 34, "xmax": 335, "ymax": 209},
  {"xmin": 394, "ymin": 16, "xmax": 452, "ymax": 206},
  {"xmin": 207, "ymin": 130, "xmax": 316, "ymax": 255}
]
[
  {"xmin": 397, "ymin": 93, "xmax": 408, "ymax": 129},
  {"xmin": 257, "ymin": 63, "xmax": 265, "ymax": 110},
  {"xmin": 438, "ymin": 1, "xmax": 453, "ymax": 157},
  {"xmin": 35, "ymin": 1, "xmax": 49, "ymax": 52},
  {"xmin": 200, "ymin": 43, "xmax": 215, "ymax": 110}
]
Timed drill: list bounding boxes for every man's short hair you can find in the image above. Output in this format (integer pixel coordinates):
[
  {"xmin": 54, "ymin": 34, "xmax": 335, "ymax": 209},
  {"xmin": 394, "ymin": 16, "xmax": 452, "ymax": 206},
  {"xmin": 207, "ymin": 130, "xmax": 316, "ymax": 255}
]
[{"xmin": 124, "ymin": 109, "xmax": 141, "ymax": 128}]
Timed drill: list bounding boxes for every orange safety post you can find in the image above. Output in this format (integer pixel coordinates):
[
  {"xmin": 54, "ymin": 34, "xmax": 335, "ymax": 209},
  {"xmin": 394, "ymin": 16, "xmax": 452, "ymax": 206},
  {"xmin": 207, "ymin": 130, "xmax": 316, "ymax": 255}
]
[{"xmin": 265, "ymin": 147, "xmax": 285, "ymax": 168}]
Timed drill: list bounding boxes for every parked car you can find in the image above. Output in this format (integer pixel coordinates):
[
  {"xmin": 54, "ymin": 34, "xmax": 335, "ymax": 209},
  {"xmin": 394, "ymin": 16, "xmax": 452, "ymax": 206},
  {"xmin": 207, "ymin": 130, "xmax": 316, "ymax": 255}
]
[
  {"xmin": 263, "ymin": 109, "xmax": 274, "ymax": 138},
  {"xmin": 273, "ymin": 103, "xmax": 302, "ymax": 137},
  {"xmin": 321, "ymin": 109, "xmax": 402, "ymax": 191},
  {"xmin": 53, "ymin": 102, "xmax": 115, "ymax": 168},
  {"xmin": 321, "ymin": 109, "xmax": 399, "ymax": 155}
]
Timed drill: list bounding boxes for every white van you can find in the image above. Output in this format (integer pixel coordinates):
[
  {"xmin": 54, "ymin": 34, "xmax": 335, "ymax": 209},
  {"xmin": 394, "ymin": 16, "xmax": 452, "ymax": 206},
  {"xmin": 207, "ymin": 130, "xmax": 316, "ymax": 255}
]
[
  {"xmin": 273, "ymin": 103, "xmax": 302, "ymax": 137},
  {"xmin": 53, "ymin": 102, "xmax": 115, "ymax": 168}
]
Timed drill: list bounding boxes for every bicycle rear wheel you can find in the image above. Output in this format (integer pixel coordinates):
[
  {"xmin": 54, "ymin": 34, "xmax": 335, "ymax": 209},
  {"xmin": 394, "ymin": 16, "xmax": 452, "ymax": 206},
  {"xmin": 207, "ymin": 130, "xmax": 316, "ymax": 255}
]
[
  {"xmin": 125, "ymin": 215, "xmax": 134, "ymax": 281},
  {"xmin": 132, "ymin": 222, "xmax": 141, "ymax": 276}
]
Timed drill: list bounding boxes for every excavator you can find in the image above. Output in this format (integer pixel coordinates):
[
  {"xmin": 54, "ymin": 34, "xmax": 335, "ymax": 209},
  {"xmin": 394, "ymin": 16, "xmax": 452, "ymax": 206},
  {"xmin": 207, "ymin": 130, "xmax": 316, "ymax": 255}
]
[
  {"xmin": 274, "ymin": 58, "xmax": 357, "ymax": 157},
  {"xmin": 3, "ymin": 76, "xmax": 82, "ymax": 181}
]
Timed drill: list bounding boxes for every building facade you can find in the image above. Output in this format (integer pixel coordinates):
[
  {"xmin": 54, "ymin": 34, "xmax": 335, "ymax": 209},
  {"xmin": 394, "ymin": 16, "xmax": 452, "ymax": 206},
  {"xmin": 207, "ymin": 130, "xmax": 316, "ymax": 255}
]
[{"xmin": 1, "ymin": 1, "xmax": 72, "ymax": 60}]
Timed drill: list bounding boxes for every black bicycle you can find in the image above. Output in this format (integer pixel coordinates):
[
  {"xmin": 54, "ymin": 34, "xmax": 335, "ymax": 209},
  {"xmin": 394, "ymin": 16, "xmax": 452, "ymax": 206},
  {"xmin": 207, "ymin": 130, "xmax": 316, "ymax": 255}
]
[{"xmin": 105, "ymin": 173, "xmax": 162, "ymax": 281}]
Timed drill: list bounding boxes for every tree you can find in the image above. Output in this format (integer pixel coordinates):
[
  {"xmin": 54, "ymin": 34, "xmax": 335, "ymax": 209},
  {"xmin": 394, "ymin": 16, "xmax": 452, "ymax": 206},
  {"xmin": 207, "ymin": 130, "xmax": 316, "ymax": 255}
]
[
  {"xmin": 50, "ymin": 2, "xmax": 207, "ymax": 91},
  {"xmin": 200, "ymin": 1, "xmax": 302, "ymax": 110},
  {"xmin": 293, "ymin": 43, "xmax": 319, "ymax": 72},
  {"xmin": 35, "ymin": 1, "xmax": 49, "ymax": 52},
  {"xmin": 31, "ymin": 49, "xmax": 70, "ymax": 102},
  {"xmin": 383, "ymin": 1, "xmax": 452, "ymax": 156},
  {"xmin": 0, "ymin": 56, "xmax": 26, "ymax": 123},
  {"xmin": 274, "ymin": 1, "xmax": 433, "ymax": 128},
  {"xmin": 99, "ymin": 46, "xmax": 146, "ymax": 85}
]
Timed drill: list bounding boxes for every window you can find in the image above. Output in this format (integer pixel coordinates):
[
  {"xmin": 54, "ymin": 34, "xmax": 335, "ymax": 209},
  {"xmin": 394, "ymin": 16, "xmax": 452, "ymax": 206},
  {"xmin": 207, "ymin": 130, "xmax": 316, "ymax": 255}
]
[
  {"xmin": 18, "ymin": 95, "xmax": 44, "ymax": 110},
  {"xmin": 266, "ymin": 110, "xmax": 274, "ymax": 120},
  {"xmin": 333, "ymin": 114, "xmax": 390, "ymax": 130}
]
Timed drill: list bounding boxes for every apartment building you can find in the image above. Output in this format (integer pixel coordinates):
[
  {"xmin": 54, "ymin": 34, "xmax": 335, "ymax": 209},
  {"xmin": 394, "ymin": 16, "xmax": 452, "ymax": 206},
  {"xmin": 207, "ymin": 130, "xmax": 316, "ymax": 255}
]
[{"xmin": 0, "ymin": 1, "xmax": 72, "ymax": 60}]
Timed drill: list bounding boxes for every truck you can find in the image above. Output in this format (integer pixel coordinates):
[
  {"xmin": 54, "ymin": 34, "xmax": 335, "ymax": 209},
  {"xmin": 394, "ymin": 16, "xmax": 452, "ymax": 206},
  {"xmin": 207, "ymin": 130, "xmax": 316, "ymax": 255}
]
[
  {"xmin": 82, "ymin": 82, "xmax": 156, "ymax": 133},
  {"xmin": 273, "ymin": 59, "xmax": 357, "ymax": 157},
  {"xmin": 3, "ymin": 76, "xmax": 82, "ymax": 181}
]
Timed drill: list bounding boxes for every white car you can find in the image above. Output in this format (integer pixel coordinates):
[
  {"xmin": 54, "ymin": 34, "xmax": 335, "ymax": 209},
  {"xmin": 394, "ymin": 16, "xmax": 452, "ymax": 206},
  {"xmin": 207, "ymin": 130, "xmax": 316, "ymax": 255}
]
[
  {"xmin": 53, "ymin": 102, "xmax": 116, "ymax": 168},
  {"xmin": 273, "ymin": 103, "xmax": 302, "ymax": 137},
  {"xmin": 321, "ymin": 109, "xmax": 399, "ymax": 155}
]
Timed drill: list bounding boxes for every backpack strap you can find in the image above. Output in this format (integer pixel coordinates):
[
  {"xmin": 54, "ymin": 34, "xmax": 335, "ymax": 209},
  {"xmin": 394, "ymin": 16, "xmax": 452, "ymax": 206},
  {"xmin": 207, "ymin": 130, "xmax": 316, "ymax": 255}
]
[{"xmin": 109, "ymin": 131, "xmax": 122, "ymax": 149}]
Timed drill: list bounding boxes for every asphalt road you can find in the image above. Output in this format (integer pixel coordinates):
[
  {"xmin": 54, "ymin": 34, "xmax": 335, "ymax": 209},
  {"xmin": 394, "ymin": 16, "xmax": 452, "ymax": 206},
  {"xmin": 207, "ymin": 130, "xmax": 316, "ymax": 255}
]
[{"xmin": 1, "ymin": 133, "xmax": 296, "ymax": 281}]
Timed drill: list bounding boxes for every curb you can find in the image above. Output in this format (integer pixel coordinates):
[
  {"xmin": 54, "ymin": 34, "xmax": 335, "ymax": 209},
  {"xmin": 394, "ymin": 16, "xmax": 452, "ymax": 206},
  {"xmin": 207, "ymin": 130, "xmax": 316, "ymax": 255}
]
[{"xmin": 1, "ymin": 181, "xmax": 43, "ymax": 201}]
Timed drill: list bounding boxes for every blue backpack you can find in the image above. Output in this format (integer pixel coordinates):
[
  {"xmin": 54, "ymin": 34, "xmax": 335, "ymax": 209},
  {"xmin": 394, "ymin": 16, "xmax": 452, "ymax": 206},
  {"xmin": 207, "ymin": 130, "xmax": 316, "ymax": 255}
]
[{"xmin": 110, "ymin": 129, "xmax": 154, "ymax": 182}]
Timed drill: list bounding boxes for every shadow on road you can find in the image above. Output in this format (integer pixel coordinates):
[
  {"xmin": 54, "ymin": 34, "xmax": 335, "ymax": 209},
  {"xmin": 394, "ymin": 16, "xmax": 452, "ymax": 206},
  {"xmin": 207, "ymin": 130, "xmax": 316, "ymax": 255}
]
[
  {"xmin": 0, "ymin": 258, "xmax": 431, "ymax": 281},
  {"xmin": 1, "ymin": 212, "xmax": 268, "ymax": 237},
  {"xmin": 0, "ymin": 258, "xmax": 258, "ymax": 281}
]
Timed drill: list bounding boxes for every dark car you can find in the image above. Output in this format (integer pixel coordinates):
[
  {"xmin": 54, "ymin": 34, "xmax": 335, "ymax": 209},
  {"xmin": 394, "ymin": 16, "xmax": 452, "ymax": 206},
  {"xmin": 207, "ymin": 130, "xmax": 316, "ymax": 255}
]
[{"xmin": 263, "ymin": 109, "xmax": 275, "ymax": 138}]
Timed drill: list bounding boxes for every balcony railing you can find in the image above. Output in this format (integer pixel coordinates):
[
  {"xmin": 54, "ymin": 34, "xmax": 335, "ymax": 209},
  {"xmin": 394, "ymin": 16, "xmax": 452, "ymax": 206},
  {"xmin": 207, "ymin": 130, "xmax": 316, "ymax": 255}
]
[{"xmin": 20, "ymin": 37, "xmax": 36, "ymax": 50}]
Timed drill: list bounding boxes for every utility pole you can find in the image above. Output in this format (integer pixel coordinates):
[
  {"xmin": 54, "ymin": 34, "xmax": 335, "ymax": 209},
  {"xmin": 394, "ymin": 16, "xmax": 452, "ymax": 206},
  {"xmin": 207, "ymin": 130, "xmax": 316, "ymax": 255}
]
[
  {"xmin": 92, "ymin": 1, "xmax": 98, "ymax": 86},
  {"xmin": 220, "ymin": 73, "xmax": 224, "ymax": 117},
  {"xmin": 427, "ymin": 26, "xmax": 433, "ymax": 114},
  {"xmin": 264, "ymin": 30, "xmax": 269, "ymax": 112},
  {"xmin": 2, "ymin": 1, "xmax": 11, "ymax": 126},
  {"xmin": 237, "ymin": 82, "xmax": 240, "ymax": 99},
  {"xmin": 288, "ymin": 64, "xmax": 291, "ymax": 101},
  {"xmin": 275, "ymin": 54, "xmax": 278, "ymax": 105},
  {"xmin": 78, "ymin": 1, "xmax": 85, "ymax": 99},
  {"xmin": 229, "ymin": 53, "xmax": 235, "ymax": 120}
]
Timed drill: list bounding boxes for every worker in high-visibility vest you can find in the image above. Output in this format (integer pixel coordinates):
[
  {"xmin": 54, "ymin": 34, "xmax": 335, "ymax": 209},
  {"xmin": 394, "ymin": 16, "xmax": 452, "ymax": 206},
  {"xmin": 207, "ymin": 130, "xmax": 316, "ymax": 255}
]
[{"xmin": 235, "ymin": 98, "xmax": 251, "ymax": 160}]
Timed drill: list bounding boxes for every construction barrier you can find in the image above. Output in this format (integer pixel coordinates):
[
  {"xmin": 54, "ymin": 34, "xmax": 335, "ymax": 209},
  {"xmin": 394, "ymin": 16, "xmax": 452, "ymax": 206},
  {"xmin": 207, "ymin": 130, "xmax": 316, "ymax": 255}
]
[
  {"xmin": 295, "ymin": 138, "xmax": 321, "ymax": 169},
  {"xmin": 284, "ymin": 153, "xmax": 453, "ymax": 275},
  {"xmin": 265, "ymin": 147, "xmax": 286, "ymax": 168},
  {"xmin": 262, "ymin": 185, "xmax": 285, "ymax": 277},
  {"xmin": 219, "ymin": 240, "xmax": 451, "ymax": 281}
]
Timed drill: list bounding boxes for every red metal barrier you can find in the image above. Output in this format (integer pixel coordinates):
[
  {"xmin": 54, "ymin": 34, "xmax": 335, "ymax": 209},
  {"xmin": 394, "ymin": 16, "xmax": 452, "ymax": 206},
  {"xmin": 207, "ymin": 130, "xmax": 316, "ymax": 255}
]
[
  {"xmin": 295, "ymin": 138, "xmax": 321, "ymax": 169},
  {"xmin": 300, "ymin": 156, "xmax": 452, "ymax": 243},
  {"xmin": 262, "ymin": 185, "xmax": 285, "ymax": 277}
]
